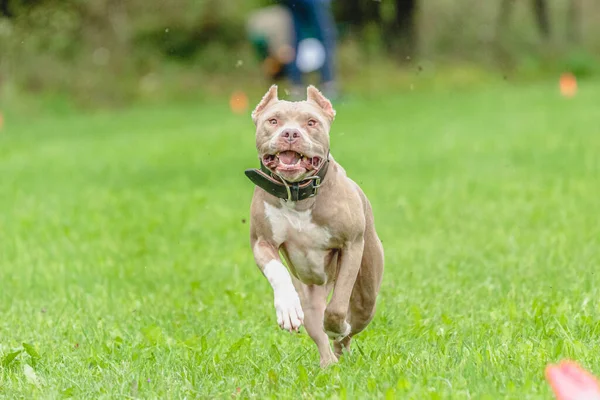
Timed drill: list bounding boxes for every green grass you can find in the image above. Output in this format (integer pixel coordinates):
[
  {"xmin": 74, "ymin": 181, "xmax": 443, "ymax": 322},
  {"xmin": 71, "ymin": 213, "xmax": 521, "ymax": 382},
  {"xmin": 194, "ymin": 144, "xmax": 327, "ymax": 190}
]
[{"xmin": 1, "ymin": 80, "xmax": 600, "ymax": 399}]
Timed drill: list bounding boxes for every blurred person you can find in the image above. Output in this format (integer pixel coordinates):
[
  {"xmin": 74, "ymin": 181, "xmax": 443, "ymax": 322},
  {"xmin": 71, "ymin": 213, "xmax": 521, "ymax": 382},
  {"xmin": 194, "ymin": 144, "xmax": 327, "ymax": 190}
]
[
  {"xmin": 247, "ymin": 5, "xmax": 295, "ymax": 82},
  {"xmin": 282, "ymin": 0, "xmax": 338, "ymax": 100},
  {"xmin": 546, "ymin": 360, "xmax": 600, "ymax": 400}
]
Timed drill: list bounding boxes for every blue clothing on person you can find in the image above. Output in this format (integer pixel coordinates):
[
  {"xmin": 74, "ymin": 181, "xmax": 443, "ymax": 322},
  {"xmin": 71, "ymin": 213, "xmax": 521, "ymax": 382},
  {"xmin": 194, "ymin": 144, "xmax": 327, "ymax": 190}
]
[{"xmin": 282, "ymin": 0, "xmax": 337, "ymax": 89}]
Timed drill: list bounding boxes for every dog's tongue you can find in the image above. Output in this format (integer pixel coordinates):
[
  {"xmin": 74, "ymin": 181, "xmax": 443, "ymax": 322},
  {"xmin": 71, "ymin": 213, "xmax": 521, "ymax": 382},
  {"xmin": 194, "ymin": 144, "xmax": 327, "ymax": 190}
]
[{"xmin": 278, "ymin": 151, "xmax": 300, "ymax": 165}]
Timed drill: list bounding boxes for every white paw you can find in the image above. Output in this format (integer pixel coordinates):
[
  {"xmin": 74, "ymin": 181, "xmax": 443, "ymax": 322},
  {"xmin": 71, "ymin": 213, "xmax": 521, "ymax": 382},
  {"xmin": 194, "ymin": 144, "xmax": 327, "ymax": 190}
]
[
  {"xmin": 273, "ymin": 289, "xmax": 304, "ymax": 332},
  {"xmin": 325, "ymin": 321, "xmax": 351, "ymax": 341}
]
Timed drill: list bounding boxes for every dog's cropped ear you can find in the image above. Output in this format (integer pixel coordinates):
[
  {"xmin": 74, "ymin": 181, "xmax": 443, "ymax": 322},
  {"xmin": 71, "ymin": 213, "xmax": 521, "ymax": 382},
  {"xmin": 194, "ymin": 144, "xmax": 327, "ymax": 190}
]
[
  {"xmin": 252, "ymin": 85, "xmax": 279, "ymax": 125},
  {"xmin": 307, "ymin": 85, "xmax": 336, "ymax": 121}
]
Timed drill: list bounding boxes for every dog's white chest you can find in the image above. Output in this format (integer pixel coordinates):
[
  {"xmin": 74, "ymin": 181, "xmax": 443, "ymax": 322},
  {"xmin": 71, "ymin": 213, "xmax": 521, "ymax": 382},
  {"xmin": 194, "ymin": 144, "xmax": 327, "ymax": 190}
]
[{"xmin": 264, "ymin": 200, "xmax": 331, "ymax": 284}]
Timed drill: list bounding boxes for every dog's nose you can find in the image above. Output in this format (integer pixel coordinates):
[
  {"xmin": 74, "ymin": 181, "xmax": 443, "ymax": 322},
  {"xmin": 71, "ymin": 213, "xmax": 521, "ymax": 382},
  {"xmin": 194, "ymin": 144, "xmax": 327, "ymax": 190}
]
[{"xmin": 280, "ymin": 129, "xmax": 301, "ymax": 143}]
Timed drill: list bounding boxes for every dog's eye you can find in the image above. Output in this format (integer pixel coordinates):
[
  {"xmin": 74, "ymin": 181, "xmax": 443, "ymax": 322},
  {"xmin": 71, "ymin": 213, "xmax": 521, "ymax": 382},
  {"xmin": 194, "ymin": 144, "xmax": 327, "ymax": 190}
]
[
  {"xmin": 307, "ymin": 119, "xmax": 317, "ymax": 127},
  {"xmin": 268, "ymin": 119, "xmax": 278, "ymax": 125}
]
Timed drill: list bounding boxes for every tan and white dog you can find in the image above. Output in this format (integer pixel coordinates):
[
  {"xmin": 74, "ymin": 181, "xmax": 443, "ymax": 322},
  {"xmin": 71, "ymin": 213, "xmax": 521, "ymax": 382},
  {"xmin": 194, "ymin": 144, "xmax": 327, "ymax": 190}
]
[{"xmin": 246, "ymin": 85, "xmax": 384, "ymax": 367}]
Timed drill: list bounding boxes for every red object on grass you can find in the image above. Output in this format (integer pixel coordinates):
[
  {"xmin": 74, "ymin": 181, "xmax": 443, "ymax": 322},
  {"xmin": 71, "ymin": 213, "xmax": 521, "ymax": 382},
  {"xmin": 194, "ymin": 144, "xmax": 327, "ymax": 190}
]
[
  {"xmin": 559, "ymin": 73, "xmax": 578, "ymax": 97},
  {"xmin": 230, "ymin": 91, "xmax": 249, "ymax": 115}
]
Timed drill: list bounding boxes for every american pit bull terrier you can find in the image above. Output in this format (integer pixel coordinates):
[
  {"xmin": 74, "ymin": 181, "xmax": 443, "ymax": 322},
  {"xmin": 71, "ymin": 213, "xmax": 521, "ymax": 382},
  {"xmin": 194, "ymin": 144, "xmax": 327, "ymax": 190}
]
[{"xmin": 245, "ymin": 85, "xmax": 384, "ymax": 367}]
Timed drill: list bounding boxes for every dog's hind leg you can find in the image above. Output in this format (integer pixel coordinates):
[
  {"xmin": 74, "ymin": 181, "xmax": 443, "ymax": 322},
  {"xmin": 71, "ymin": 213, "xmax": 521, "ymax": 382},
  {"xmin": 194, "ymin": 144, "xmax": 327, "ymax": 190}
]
[
  {"xmin": 333, "ymin": 278, "xmax": 376, "ymax": 359},
  {"xmin": 293, "ymin": 279, "xmax": 337, "ymax": 368},
  {"xmin": 333, "ymin": 336, "xmax": 351, "ymax": 358},
  {"xmin": 336, "ymin": 218, "xmax": 384, "ymax": 357}
]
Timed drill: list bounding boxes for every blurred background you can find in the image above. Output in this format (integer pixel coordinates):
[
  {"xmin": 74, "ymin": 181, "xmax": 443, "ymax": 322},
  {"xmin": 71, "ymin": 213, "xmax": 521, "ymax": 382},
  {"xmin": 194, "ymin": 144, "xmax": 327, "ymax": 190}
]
[
  {"xmin": 1, "ymin": 0, "xmax": 599, "ymax": 110},
  {"xmin": 2, "ymin": 2, "xmax": 600, "ymax": 397}
]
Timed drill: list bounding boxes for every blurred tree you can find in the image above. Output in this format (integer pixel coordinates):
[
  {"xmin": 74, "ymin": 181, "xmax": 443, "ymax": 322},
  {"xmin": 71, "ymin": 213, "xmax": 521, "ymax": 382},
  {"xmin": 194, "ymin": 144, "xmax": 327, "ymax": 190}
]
[
  {"xmin": 335, "ymin": 0, "xmax": 416, "ymax": 60},
  {"xmin": 496, "ymin": 0, "xmax": 583, "ymax": 45},
  {"xmin": 391, "ymin": 0, "xmax": 417, "ymax": 59},
  {"xmin": 567, "ymin": 0, "xmax": 581, "ymax": 43},
  {"xmin": 1, "ymin": 0, "xmax": 11, "ymax": 17},
  {"xmin": 0, "ymin": 0, "xmax": 47, "ymax": 18},
  {"xmin": 337, "ymin": 0, "xmax": 363, "ymax": 28},
  {"xmin": 497, "ymin": 0, "xmax": 552, "ymax": 42},
  {"xmin": 334, "ymin": 0, "xmax": 381, "ymax": 34},
  {"xmin": 532, "ymin": 0, "xmax": 550, "ymax": 40}
]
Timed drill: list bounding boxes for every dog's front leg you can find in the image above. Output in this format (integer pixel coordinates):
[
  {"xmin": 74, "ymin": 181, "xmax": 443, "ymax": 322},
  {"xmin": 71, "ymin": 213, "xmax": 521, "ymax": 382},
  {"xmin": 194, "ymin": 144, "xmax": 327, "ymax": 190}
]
[
  {"xmin": 252, "ymin": 238, "xmax": 304, "ymax": 332},
  {"xmin": 323, "ymin": 238, "xmax": 364, "ymax": 339}
]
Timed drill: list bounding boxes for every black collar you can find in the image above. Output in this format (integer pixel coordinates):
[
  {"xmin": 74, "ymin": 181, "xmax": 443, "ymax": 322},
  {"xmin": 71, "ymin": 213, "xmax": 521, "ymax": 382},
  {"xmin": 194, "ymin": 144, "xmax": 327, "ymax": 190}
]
[{"xmin": 245, "ymin": 158, "xmax": 329, "ymax": 202}]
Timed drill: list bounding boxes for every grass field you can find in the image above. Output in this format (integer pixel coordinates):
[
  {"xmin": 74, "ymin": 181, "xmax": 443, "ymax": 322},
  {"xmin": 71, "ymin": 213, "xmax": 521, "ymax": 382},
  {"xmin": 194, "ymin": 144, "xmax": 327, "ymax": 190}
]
[{"xmin": 1, "ymin": 81, "xmax": 600, "ymax": 399}]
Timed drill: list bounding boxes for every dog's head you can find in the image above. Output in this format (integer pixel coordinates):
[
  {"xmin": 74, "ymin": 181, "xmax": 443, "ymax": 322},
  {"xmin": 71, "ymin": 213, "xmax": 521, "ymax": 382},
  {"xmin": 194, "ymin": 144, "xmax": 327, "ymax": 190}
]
[{"xmin": 251, "ymin": 85, "xmax": 335, "ymax": 183}]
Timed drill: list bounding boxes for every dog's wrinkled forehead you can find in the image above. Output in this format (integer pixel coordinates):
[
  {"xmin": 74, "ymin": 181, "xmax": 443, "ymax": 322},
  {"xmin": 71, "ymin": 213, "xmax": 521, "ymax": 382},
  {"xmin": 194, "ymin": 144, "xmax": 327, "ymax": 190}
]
[
  {"xmin": 262, "ymin": 101, "xmax": 327, "ymax": 124},
  {"xmin": 252, "ymin": 85, "xmax": 336, "ymax": 127}
]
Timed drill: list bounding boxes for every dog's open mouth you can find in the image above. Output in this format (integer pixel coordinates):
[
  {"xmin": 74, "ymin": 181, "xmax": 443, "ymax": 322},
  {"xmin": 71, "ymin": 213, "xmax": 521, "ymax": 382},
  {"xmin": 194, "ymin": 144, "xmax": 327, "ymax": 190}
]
[{"xmin": 263, "ymin": 151, "xmax": 322, "ymax": 172}]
